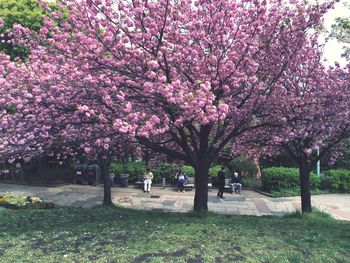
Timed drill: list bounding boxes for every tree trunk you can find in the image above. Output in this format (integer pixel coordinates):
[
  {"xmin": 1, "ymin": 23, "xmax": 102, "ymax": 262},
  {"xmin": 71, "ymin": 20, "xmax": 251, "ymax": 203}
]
[
  {"xmin": 101, "ymin": 157, "xmax": 113, "ymax": 206},
  {"xmin": 38, "ymin": 157, "xmax": 43, "ymax": 180},
  {"xmin": 299, "ymin": 161, "xmax": 312, "ymax": 213},
  {"xmin": 10, "ymin": 163, "xmax": 14, "ymax": 182},
  {"xmin": 194, "ymin": 162, "xmax": 209, "ymax": 212},
  {"xmin": 193, "ymin": 126, "xmax": 210, "ymax": 213}
]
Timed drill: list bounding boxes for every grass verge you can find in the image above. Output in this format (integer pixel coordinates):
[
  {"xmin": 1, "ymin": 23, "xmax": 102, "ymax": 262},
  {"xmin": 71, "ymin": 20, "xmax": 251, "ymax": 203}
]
[
  {"xmin": 270, "ymin": 189, "xmax": 329, "ymax": 198},
  {"xmin": 0, "ymin": 206, "xmax": 349, "ymax": 262}
]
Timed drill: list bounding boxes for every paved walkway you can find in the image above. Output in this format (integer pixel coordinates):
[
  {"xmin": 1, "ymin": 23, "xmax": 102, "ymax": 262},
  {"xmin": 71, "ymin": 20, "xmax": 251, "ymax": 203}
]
[{"xmin": 1, "ymin": 183, "xmax": 350, "ymax": 221}]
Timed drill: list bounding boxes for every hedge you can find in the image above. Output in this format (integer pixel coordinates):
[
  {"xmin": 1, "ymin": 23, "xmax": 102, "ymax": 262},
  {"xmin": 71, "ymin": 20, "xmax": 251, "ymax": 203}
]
[
  {"xmin": 321, "ymin": 169, "xmax": 350, "ymax": 193},
  {"xmin": 152, "ymin": 163, "xmax": 178, "ymax": 184},
  {"xmin": 110, "ymin": 162, "xmax": 227, "ymax": 184},
  {"xmin": 110, "ymin": 162, "xmax": 197, "ymax": 184},
  {"xmin": 262, "ymin": 167, "xmax": 320, "ymax": 192},
  {"xmin": 110, "ymin": 162, "xmax": 146, "ymax": 183},
  {"xmin": 228, "ymin": 156, "xmax": 258, "ymax": 176},
  {"xmin": 182, "ymin": 166, "xmax": 195, "ymax": 177}
]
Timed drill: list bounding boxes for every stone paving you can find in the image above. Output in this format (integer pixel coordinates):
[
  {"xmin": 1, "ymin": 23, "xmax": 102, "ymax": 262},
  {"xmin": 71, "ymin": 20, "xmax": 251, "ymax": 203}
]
[{"xmin": 1, "ymin": 183, "xmax": 350, "ymax": 221}]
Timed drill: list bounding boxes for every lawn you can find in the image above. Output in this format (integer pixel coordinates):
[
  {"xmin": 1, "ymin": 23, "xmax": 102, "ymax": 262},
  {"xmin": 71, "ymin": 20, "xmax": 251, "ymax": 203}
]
[
  {"xmin": 0, "ymin": 206, "xmax": 349, "ymax": 263},
  {"xmin": 270, "ymin": 189, "xmax": 330, "ymax": 198}
]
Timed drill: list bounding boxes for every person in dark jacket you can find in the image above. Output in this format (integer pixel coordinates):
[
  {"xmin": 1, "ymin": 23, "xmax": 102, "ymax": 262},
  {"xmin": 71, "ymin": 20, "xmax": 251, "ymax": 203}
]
[
  {"xmin": 217, "ymin": 166, "xmax": 226, "ymax": 199},
  {"xmin": 230, "ymin": 172, "xmax": 242, "ymax": 194},
  {"xmin": 176, "ymin": 170, "xmax": 186, "ymax": 192}
]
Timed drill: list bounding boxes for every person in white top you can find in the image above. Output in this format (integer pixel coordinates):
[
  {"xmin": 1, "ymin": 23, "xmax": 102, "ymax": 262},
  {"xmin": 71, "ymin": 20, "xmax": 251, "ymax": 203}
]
[
  {"xmin": 143, "ymin": 168, "xmax": 154, "ymax": 193},
  {"xmin": 176, "ymin": 170, "xmax": 186, "ymax": 192}
]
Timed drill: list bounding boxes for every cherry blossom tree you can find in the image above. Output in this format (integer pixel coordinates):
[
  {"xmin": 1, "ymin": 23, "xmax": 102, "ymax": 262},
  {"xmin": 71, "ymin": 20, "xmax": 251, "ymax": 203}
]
[
  {"xmin": 275, "ymin": 65, "xmax": 350, "ymax": 213},
  {"xmin": 1, "ymin": 0, "xmax": 339, "ymax": 212},
  {"xmin": 243, "ymin": 44, "xmax": 350, "ymax": 213},
  {"xmin": 0, "ymin": 52, "xmax": 133, "ymax": 205}
]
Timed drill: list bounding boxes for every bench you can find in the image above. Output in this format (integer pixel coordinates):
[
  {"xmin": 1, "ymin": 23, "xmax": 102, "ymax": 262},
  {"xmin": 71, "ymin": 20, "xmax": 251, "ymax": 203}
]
[
  {"xmin": 183, "ymin": 177, "xmax": 213, "ymax": 191},
  {"xmin": 225, "ymin": 179, "xmax": 231, "ymax": 192},
  {"xmin": 135, "ymin": 180, "xmax": 144, "ymax": 188},
  {"xmin": 224, "ymin": 178, "xmax": 242, "ymax": 193},
  {"xmin": 183, "ymin": 177, "xmax": 195, "ymax": 191}
]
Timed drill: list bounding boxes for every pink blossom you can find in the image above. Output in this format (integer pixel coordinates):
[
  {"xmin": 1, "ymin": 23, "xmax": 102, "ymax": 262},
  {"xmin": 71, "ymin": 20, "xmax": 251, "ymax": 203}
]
[
  {"xmin": 84, "ymin": 147, "xmax": 91, "ymax": 154},
  {"xmin": 304, "ymin": 149, "xmax": 313, "ymax": 156}
]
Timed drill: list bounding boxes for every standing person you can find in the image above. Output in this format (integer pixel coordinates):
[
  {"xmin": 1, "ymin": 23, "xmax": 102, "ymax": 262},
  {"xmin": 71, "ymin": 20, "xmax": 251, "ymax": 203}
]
[
  {"xmin": 230, "ymin": 172, "xmax": 242, "ymax": 194},
  {"xmin": 143, "ymin": 168, "xmax": 154, "ymax": 193},
  {"xmin": 217, "ymin": 166, "xmax": 226, "ymax": 199}
]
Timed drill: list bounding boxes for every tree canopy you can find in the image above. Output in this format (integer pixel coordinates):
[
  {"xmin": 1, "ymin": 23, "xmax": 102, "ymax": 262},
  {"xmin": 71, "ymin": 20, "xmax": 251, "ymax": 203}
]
[
  {"xmin": 0, "ymin": 0, "xmax": 45, "ymax": 59},
  {"xmin": 331, "ymin": 4, "xmax": 350, "ymax": 58},
  {"xmin": 1, "ymin": 0, "xmax": 349, "ymax": 212}
]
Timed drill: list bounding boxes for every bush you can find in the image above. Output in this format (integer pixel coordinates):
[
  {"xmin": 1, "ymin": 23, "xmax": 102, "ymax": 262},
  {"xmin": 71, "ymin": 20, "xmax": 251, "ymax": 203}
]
[
  {"xmin": 152, "ymin": 163, "xmax": 178, "ymax": 184},
  {"xmin": 209, "ymin": 165, "xmax": 230, "ymax": 186},
  {"xmin": 182, "ymin": 166, "xmax": 195, "ymax": 177},
  {"xmin": 242, "ymin": 177, "xmax": 262, "ymax": 189},
  {"xmin": 228, "ymin": 156, "xmax": 258, "ymax": 176},
  {"xmin": 109, "ymin": 162, "xmax": 124, "ymax": 176},
  {"xmin": 111, "ymin": 162, "xmax": 260, "ymax": 186},
  {"xmin": 110, "ymin": 162, "xmax": 146, "ymax": 183},
  {"xmin": 111, "ymin": 162, "xmax": 183, "ymax": 184},
  {"xmin": 321, "ymin": 169, "xmax": 350, "ymax": 193},
  {"xmin": 262, "ymin": 167, "xmax": 319, "ymax": 192},
  {"xmin": 334, "ymin": 140, "xmax": 350, "ymax": 169}
]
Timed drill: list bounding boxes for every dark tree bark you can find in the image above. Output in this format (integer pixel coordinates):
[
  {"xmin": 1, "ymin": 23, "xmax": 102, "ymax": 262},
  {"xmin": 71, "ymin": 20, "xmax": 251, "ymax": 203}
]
[
  {"xmin": 194, "ymin": 161, "xmax": 209, "ymax": 212},
  {"xmin": 101, "ymin": 157, "xmax": 113, "ymax": 206},
  {"xmin": 137, "ymin": 125, "xmax": 214, "ymax": 212},
  {"xmin": 193, "ymin": 125, "xmax": 210, "ymax": 212},
  {"xmin": 299, "ymin": 160, "xmax": 312, "ymax": 213},
  {"xmin": 38, "ymin": 157, "xmax": 43, "ymax": 180}
]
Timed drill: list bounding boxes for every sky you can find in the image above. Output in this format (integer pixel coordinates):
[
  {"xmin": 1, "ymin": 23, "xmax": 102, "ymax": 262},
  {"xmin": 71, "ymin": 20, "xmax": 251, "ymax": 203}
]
[{"xmin": 322, "ymin": 0, "xmax": 350, "ymax": 66}]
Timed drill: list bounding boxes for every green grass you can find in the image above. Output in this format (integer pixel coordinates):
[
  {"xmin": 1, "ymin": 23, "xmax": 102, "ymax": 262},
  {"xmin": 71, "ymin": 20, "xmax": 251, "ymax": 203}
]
[
  {"xmin": 0, "ymin": 206, "xmax": 349, "ymax": 263},
  {"xmin": 271, "ymin": 189, "xmax": 329, "ymax": 198}
]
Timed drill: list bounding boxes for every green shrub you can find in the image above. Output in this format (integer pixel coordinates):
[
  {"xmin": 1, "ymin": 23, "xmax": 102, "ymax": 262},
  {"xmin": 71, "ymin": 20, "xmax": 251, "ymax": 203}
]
[
  {"xmin": 228, "ymin": 156, "xmax": 258, "ymax": 176},
  {"xmin": 182, "ymin": 166, "xmax": 195, "ymax": 177},
  {"xmin": 111, "ymin": 162, "xmax": 260, "ymax": 186},
  {"xmin": 242, "ymin": 177, "xmax": 262, "ymax": 189},
  {"xmin": 111, "ymin": 162, "xmax": 191, "ymax": 184},
  {"xmin": 110, "ymin": 162, "xmax": 125, "ymax": 175},
  {"xmin": 110, "ymin": 162, "xmax": 146, "ymax": 183},
  {"xmin": 334, "ymin": 140, "xmax": 350, "ymax": 169},
  {"xmin": 209, "ymin": 165, "xmax": 230, "ymax": 186},
  {"xmin": 262, "ymin": 167, "xmax": 319, "ymax": 192},
  {"xmin": 321, "ymin": 169, "xmax": 350, "ymax": 193},
  {"xmin": 152, "ymin": 163, "xmax": 178, "ymax": 184},
  {"xmin": 209, "ymin": 165, "xmax": 221, "ymax": 178}
]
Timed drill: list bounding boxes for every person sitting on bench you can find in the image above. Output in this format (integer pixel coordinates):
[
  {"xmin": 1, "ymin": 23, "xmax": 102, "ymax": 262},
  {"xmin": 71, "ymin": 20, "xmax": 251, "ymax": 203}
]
[
  {"xmin": 143, "ymin": 168, "xmax": 154, "ymax": 193},
  {"xmin": 176, "ymin": 170, "xmax": 186, "ymax": 192},
  {"xmin": 230, "ymin": 172, "xmax": 242, "ymax": 194}
]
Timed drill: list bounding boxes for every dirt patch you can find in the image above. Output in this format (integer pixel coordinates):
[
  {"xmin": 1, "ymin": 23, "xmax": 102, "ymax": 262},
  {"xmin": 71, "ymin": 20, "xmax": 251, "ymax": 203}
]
[
  {"xmin": 235, "ymin": 255, "xmax": 246, "ymax": 261},
  {"xmin": 108, "ymin": 233, "xmax": 129, "ymax": 243},
  {"xmin": 94, "ymin": 247, "xmax": 108, "ymax": 255},
  {"xmin": 32, "ymin": 238, "xmax": 46, "ymax": 248},
  {"xmin": 95, "ymin": 240, "xmax": 113, "ymax": 246},
  {"xmin": 88, "ymin": 255, "xmax": 100, "ymax": 261},
  {"xmin": 227, "ymin": 253, "xmax": 246, "ymax": 261},
  {"xmin": 230, "ymin": 244, "xmax": 241, "ymax": 251},
  {"xmin": 132, "ymin": 248, "xmax": 187, "ymax": 263},
  {"xmin": 81, "ymin": 234, "xmax": 94, "ymax": 241},
  {"xmin": 187, "ymin": 256, "xmax": 205, "ymax": 263},
  {"xmin": 67, "ymin": 249, "xmax": 81, "ymax": 254},
  {"xmin": 118, "ymin": 198, "xmax": 132, "ymax": 204}
]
